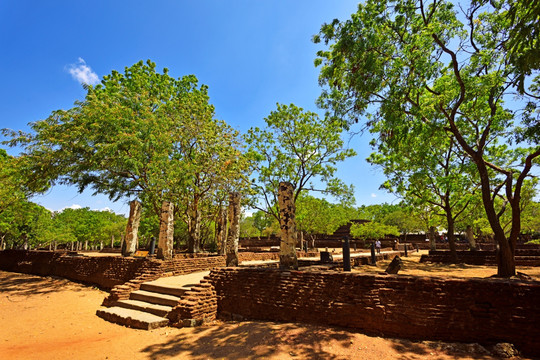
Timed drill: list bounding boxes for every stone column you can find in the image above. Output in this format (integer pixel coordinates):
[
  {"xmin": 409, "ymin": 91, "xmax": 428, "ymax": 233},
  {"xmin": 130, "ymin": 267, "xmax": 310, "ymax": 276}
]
[
  {"xmin": 226, "ymin": 192, "xmax": 241, "ymax": 266},
  {"xmin": 466, "ymin": 225, "xmax": 476, "ymax": 251},
  {"xmin": 157, "ymin": 201, "xmax": 174, "ymax": 260},
  {"xmin": 429, "ymin": 226, "xmax": 437, "ymax": 251},
  {"xmin": 123, "ymin": 200, "xmax": 142, "ymax": 257},
  {"xmin": 111, "ymin": 235, "xmax": 115, "ymax": 248},
  {"xmin": 278, "ymin": 182, "xmax": 298, "ymax": 270}
]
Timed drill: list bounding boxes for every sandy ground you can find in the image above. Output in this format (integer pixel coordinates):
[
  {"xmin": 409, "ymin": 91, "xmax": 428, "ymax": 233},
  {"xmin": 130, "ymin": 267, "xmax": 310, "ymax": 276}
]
[{"xmin": 0, "ymin": 253, "xmax": 536, "ymax": 360}]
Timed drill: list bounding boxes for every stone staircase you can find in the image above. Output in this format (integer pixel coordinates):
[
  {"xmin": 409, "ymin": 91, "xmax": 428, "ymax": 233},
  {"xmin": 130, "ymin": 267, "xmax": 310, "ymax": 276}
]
[{"xmin": 97, "ymin": 273, "xmax": 205, "ymax": 330}]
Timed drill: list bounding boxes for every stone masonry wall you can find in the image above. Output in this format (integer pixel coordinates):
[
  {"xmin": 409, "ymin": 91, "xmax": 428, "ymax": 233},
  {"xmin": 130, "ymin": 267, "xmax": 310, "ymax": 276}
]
[
  {"xmin": 0, "ymin": 250, "xmax": 157, "ymax": 289},
  {"xmin": 168, "ymin": 275, "xmax": 217, "ymax": 327},
  {"xmin": 208, "ymin": 268, "xmax": 540, "ymax": 356},
  {"xmin": 420, "ymin": 250, "xmax": 540, "ymax": 266}
]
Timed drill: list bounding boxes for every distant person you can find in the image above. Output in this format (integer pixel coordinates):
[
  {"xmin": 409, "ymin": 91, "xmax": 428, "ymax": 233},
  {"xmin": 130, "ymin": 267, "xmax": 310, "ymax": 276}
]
[{"xmin": 375, "ymin": 240, "xmax": 381, "ymax": 254}]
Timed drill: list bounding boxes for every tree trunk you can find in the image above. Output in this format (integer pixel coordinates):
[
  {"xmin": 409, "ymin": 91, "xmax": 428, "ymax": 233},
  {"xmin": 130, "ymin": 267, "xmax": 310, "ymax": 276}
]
[
  {"xmin": 428, "ymin": 226, "xmax": 437, "ymax": 251},
  {"xmin": 187, "ymin": 198, "xmax": 201, "ymax": 253},
  {"xmin": 157, "ymin": 201, "xmax": 175, "ymax": 260},
  {"xmin": 278, "ymin": 182, "xmax": 298, "ymax": 270},
  {"xmin": 466, "ymin": 225, "xmax": 476, "ymax": 251},
  {"xmin": 123, "ymin": 200, "xmax": 142, "ymax": 257},
  {"xmin": 84, "ymin": 240, "xmax": 88, "ymax": 251},
  {"xmin": 475, "ymin": 159, "xmax": 515, "ymax": 276},
  {"xmin": 217, "ymin": 206, "xmax": 227, "ymax": 255},
  {"xmin": 226, "ymin": 192, "xmax": 241, "ymax": 266},
  {"xmin": 111, "ymin": 235, "xmax": 115, "ymax": 248},
  {"xmin": 53, "ymin": 240, "xmax": 57, "ymax": 251},
  {"xmin": 496, "ymin": 232, "xmax": 516, "ymax": 277},
  {"xmin": 444, "ymin": 202, "xmax": 458, "ymax": 263}
]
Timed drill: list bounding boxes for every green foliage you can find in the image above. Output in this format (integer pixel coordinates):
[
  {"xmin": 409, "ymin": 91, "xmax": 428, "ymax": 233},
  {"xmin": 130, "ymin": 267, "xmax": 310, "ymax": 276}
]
[
  {"xmin": 0, "ymin": 200, "xmax": 51, "ymax": 249},
  {"xmin": 49, "ymin": 207, "xmax": 126, "ymax": 247},
  {"xmin": 245, "ymin": 103, "xmax": 356, "ymax": 220},
  {"xmin": 296, "ymin": 193, "xmax": 356, "ymax": 236},
  {"xmin": 3, "ymin": 60, "xmax": 250, "ymax": 252},
  {"xmin": 350, "ymin": 221, "xmax": 399, "ymax": 241},
  {"xmin": 314, "ymin": 0, "xmax": 539, "ymax": 274},
  {"xmin": 239, "ymin": 215, "xmax": 259, "ymax": 238}
]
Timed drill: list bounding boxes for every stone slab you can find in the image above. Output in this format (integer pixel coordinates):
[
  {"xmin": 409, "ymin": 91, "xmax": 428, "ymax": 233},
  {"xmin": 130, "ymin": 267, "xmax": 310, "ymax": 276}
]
[
  {"xmin": 96, "ymin": 306, "xmax": 169, "ymax": 330},
  {"xmin": 130, "ymin": 290, "xmax": 182, "ymax": 307},
  {"xmin": 116, "ymin": 299, "xmax": 172, "ymax": 317}
]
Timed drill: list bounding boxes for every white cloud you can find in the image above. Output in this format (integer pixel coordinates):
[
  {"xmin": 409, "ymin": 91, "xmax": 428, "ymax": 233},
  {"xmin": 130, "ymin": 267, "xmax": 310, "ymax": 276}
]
[
  {"xmin": 61, "ymin": 204, "xmax": 82, "ymax": 211},
  {"xmin": 66, "ymin": 57, "xmax": 99, "ymax": 85},
  {"xmin": 371, "ymin": 193, "xmax": 377, "ymax": 198}
]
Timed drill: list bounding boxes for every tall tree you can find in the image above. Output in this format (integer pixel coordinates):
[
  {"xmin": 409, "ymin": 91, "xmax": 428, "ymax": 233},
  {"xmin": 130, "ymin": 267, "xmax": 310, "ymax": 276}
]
[
  {"xmin": 245, "ymin": 103, "xmax": 355, "ymax": 269},
  {"xmin": 3, "ymin": 60, "xmax": 248, "ymax": 253},
  {"xmin": 296, "ymin": 193, "xmax": 356, "ymax": 244},
  {"xmin": 315, "ymin": 0, "xmax": 539, "ymax": 276},
  {"xmin": 245, "ymin": 103, "xmax": 356, "ymax": 221},
  {"xmin": 369, "ymin": 120, "xmax": 479, "ymax": 261}
]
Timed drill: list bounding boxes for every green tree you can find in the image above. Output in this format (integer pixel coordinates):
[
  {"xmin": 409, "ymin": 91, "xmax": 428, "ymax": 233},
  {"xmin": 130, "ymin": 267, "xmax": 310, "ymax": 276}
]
[
  {"xmin": 350, "ymin": 221, "xmax": 400, "ymax": 245},
  {"xmin": 3, "ymin": 60, "xmax": 248, "ymax": 253},
  {"xmin": 369, "ymin": 121, "xmax": 479, "ymax": 261},
  {"xmin": 245, "ymin": 103, "xmax": 356, "ymax": 221},
  {"xmin": 315, "ymin": 0, "xmax": 539, "ymax": 276},
  {"xmin": 296, "ymin": 193, "xmax": 356, "ymax": 242}
]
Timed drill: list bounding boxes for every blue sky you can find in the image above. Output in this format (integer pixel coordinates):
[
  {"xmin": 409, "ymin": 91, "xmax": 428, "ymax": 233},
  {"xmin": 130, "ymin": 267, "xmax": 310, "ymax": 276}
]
[{"xmin": 0, "ymin": 1, "xmax": 397, "ymax": 215}]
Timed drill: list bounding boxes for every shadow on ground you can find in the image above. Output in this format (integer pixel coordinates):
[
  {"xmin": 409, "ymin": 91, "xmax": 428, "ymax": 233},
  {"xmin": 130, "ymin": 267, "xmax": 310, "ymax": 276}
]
[
  {"xmin": 141, "ymin": 321, "xmax": 352, "ymax": 360},
  {"xmin": 140, "ymin": 320, "xmax": 500, "ymax": 360},
  {"xmin": 390, "ymin": 338, "xmax": 498, "ymax": 360},
  {"xmin": 0, "ymin": 271, "xmax": 86, "ymax": 297}
]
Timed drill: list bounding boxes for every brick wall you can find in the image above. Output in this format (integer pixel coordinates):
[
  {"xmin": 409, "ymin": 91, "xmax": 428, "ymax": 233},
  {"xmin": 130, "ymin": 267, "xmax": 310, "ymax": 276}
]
[
  {"xmin": 168, "ymin": 276, "xmax": 217, "ymax": 326},
  {"xmin": 420, "ymin": 250, "xmax": 540, "ymax": 266},
  {"xmin": 0, "ymin": 250, "xmax": 158, "ymax": 289},
  {"xmin": 206, "ymin": 268, "xmax": 540, "ymax": 356}
]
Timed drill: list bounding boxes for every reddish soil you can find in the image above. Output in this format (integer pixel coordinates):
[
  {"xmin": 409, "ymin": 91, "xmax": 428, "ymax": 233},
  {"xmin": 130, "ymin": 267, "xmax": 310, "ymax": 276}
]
[{"xmin": 0, "ymin": 254, "xmax": 536, "ymax": 359}]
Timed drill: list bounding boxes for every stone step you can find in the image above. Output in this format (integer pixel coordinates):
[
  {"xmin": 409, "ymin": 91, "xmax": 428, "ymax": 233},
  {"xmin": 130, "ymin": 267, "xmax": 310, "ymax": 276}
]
[
  {"xmin": 130, "ymin": 289, "xmax": 182, "ymax": 307},
  {"xmin": 140, "ymin": 283, "xmax": 187, "ymax": 297},
  {"xmin": 96, "ymin": 306, "xmax": 169, "ymax": 330},
  {"xmin": 116, "ymin": 299, "xmax": 173, "ymax": 317}
]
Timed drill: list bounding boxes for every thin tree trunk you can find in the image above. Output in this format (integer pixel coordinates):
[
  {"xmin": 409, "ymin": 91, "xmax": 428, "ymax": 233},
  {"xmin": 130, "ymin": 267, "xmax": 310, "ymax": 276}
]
[
  {"xmin": 226, "ymin": 192, "xmax": 241, "ymax": 266},
  {"xmin": 444, "ymin": 201, "xmax": 458, "ymax": 263},
  {"xmin": 217, "ymin": 206, "xmax": 227, "ymax": 255},
  {"xmin": 187, "ymin": 198, "xmax": 201, "ymax": 253},
  {"xmin": 278, "ymin": 182, "xmax": 298, "ymax": 270}
]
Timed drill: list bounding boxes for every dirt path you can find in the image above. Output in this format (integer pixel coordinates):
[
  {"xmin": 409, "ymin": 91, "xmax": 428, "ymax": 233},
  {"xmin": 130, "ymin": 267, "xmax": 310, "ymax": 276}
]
[{"xmin": 0, "ymin": 267, "xmax": 533, "ymax": 359}]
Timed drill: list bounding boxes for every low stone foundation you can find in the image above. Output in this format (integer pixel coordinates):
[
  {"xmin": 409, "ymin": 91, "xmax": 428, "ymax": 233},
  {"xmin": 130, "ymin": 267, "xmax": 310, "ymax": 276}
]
[
  {"xmin": 0, "ymin": 250, "xmax": 159, "ymax": 289},
  {"xmin": 172, "ymin": 268, "xmax": 540, "ymax": 356},
  {"xmin": 420, "ymin": 250, "xmax": 540, "ymax": 266}
]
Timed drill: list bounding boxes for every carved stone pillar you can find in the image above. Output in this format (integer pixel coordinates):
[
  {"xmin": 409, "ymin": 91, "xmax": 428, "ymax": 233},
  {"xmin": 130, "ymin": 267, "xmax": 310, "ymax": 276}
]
[
  {"xmin": 278, "ymin": 182, "xmax": 298, "ymax": 270},
  {"xmin": 157, "ymin": 201, "xmax": 175, "ymax": 260},
  {"xmin": 123, "ymin": 200, "xmax": 142, "ymax": 256}
]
